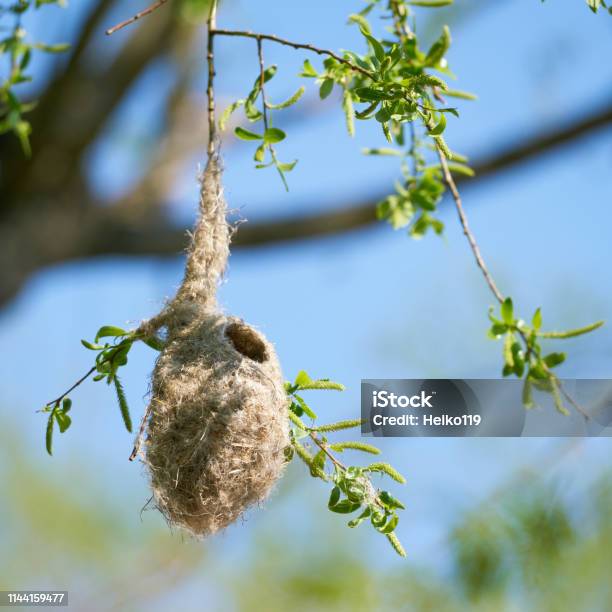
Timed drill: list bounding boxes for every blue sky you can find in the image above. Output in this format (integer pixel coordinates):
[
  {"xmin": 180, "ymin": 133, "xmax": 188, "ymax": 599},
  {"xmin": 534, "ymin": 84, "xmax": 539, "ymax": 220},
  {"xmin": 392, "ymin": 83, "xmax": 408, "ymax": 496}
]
[{"xmin": 1, "ymin": 0, "xmax": 611, "ymax": 606}]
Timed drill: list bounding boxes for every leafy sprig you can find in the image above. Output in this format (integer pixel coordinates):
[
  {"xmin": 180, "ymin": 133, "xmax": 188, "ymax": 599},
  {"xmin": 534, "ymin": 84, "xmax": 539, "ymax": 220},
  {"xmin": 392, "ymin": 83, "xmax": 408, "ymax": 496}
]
[
  {"xmin": 40, "ymin": 325, "xmax": 163, "ymax": 455},
  {"xmin": 488, "ymin": 298, "xmax": 604, "ymax": 415},
  {"xmin": 0, "ymin": 0, "xmax": 69, "ymax": 154},
  {"xmin": 219, "ymin": 53, "xmax": 300, "ymax": 189},
  {"xmin": 584, "ymin": 0, "xmax": 612, "ymax": 14},
  {"xmin": 285, "ymin": 370, "xmax": 407, "ymax": 557}
]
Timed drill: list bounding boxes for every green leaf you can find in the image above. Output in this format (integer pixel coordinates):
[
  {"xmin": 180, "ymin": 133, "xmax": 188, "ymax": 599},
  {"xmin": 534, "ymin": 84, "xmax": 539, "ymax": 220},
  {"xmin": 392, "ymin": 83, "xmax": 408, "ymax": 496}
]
[
  {"xmin": 81, "ymin": 339, "xmax": 104, "ymax": 350},
  {"xmin": 382, "ymin": 122, "xmax": 392, "ymax": 143},
  {"xmin": 425, "ymin": 25, "xmax": 451, "ymax": 67},
  {"xmin": 488, "ymin": 323, "xmax": 508, "ymax": 338},
  {"xmin": 113, "ymin": 376, "xmax": 132, "ymax": 433},
  {"xmin": 361, "ymin": 30, "xmax": 385, "ymax": 63},
  {"xmin": 62, "ymin": 398, "xmax": 72, "ymax": 413},
  {"xmin": 219, "ymin": 99, "xmax": 244, "ymax": 130},
  {"xmin": 234, "ymin": 127, "xmax": 263, "ymax": 141},
  {"xmin": 328, "ymin": 499, "xmax": 361, "ymax": 514},
  {"xmin": 55, "ymin": 411, "xmax": 71, "ymax": 433},
  {"xmin": 348, "ymin": 13, "xmax": 371, "ymax": 33},
  {"xmin": 348, "ymin": 507, "xmax": 372, "ymax": 528},
  {"xmin": 300, "ymin": 59, "xmax": 318, "ymax": 78},
  {"xmin": 260, "ymin": 65, "xmax": 278, "ymax": 84},
  {"xmin": 355, "ymin": 87, "xmax": 388, "ymax": 101},
  {"xmin": 254, "ymin": 144, "xmax": 266, "ymax": 162},
  {"xmin": 95, "ymin": 325, "xmax": 128, "ymax": 343},
  {"xmin": 543, "ymin": 352, "xmax": 566, "ymax": 368},
  {"xmin": 263, "ymin": 128, "xmax": 286, "ymax": 144},
  {"xmin": 428, "ymin": 113, "xmax": 447, "ymax": 136},
  {"xmin": 379, "ymin": 513, "xmax": 399, "ymax": 534},
  {"xmin": 294, "ymin": 370, "xmax": 313, "ymax": 387},
  {"xmin": 378, "ymin": 490, "xmax": 406, "ymax": 510},
  {"xmin": 20, "ymin": 48, "xmax": 31, "ymax": 71},
  {"xmin": 587, "ymin": 0, "xmax": 602, "ymax": 12},
  {"xmin": 532, "ymin": 307, "xmax": 543, "ymax": 331},
  {"xmin": 245, "ymin": 98, "xmax": 263, "ymax": 122},
  {"xmin": 309, "ymin": 450, "xmax": 326, "ymax": 477},
  {"xmin": 277, "ymin": 160, "xmax": 298, "ymax": 172},
  {"xmin": 328, "ymin": 486, "xmax": 341, "ymax": 508},
  {"xmin": 501, "ymin": 298, "xmax": 514, "ymax": 325},
  {"xmin": 319, "ymin": 78, "xmax": 334, "ymax": 99}
]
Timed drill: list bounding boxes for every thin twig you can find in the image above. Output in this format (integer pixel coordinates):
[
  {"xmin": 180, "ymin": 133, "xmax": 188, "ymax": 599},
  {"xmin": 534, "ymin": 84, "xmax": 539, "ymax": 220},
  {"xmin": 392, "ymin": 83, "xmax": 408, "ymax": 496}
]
[
  {"xmin": 105, "ymin": 0, "xmax": 170, "ymax": 36},
  {"xmin": 308, "ymin": 431, "xmax": 347, "ymax": 471},
  {"xmin": 435, "ymin": 137, "xmax": 590, "ymax": 420},
  {"xmin": 550, "ymin": 373, "xmax": 590, "ymax": 420},
  {"xmin": 207, "ymin": 0, "xmax": 218, "ymax": 156},
  {"xmin": 436, "ymin": 147, "xmax": 505, "ymax": 304},
  {"xmin": 255, "ymin": 37, "xmax": 288, "ymax": 189},
  {"xmin": 256, "ymin": 39, "xmax": 270, "ymax": 131},
  {"xmin": 211, "ymin": 28, "xmax": 375, "ymax": 80},
  {"xmin": 129, "ymin": 403, "xmax": 154, "ymax": 461},
  {"xmin": 44, "ymin": 366, "xmax": 96, "ymax": 409}
]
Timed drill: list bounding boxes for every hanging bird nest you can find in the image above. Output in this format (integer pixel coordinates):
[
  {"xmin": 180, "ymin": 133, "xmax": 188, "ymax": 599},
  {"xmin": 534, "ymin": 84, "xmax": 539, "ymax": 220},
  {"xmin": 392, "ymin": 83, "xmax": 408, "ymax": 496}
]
[{"xmin": 140, "ymin": 157, "xmax": 290, "ymax": 537}]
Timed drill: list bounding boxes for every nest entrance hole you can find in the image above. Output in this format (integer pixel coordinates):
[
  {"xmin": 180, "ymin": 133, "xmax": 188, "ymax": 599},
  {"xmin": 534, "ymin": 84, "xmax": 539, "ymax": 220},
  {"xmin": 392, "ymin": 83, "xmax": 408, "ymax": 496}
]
[{"xmin": 225, "ymin": 322, "xmax": 268, "ymax": 363}]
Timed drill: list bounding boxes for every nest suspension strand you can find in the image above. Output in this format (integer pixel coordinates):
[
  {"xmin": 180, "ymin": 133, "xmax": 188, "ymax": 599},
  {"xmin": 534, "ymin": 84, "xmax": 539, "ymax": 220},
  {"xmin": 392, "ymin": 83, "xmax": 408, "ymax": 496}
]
[{"xmin": 140, "ymin": 156, "xmax": 290, "ymax": 536}]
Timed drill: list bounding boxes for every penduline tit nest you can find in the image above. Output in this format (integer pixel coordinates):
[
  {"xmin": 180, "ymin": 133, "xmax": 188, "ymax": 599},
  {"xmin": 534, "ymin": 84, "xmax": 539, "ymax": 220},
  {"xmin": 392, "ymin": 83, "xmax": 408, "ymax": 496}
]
[{"xmin": 138, "ymin": 156, "xmax": 289, "ymax": 537}]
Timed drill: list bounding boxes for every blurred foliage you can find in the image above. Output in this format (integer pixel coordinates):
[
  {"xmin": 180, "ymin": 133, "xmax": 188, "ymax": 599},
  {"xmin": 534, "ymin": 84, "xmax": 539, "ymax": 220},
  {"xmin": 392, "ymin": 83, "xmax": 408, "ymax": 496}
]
[
  {"xmin": 231, "ymin": 472, "xmax": 612, "ymax": 612},
  {"xmin": 0, "ymin": 425, "xmax": 208, "ymax": 610},
  {"xmin": 2, "ymin": 419, "xmax": 610, "ymax": 611},
  {"xmin": 0, "ymin": 0, "xmax": 69, "ymax": 154}
]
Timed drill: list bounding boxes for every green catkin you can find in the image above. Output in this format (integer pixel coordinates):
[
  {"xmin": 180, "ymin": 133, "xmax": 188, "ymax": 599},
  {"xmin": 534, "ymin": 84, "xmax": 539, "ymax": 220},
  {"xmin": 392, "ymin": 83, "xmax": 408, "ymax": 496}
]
[
  {"xmin": 311, "ymin": 419, "xmax": 364, "ymax": 432},
  {"xmin": 329, "ymin": 441, "xmax": 381, "ymax": 455},
  {"xmin": 386, "ymin": 532, "xmax": 407, "ymax": 557},
  {"xmin": 113, "ymin": 376, "xmax": 132, "ymax": 433},
  {"xmin": 367, "ymin": 462, "xmax": 407, "ymax": 484}
]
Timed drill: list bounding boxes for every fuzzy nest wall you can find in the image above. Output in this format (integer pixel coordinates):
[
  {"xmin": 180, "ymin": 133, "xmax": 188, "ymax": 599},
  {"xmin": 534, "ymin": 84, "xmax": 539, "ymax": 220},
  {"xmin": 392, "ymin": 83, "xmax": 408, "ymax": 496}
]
[{"xmin": 142, "ymin": 158, "xmax": 290, "ymax": 537}]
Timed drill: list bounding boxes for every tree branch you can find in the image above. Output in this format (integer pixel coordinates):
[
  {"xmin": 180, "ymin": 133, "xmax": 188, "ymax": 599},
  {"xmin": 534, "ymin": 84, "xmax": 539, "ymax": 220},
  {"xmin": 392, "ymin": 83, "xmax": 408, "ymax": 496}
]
[
  {"xmin": 207, "ymin": 0, "xmax": 218, "ymax": 156},
  {"xmin": 106, "ymin": 0, "xmax": 170, "ymax": 36},
  {"xmin": 74, "ymin": 100, "xmax": 612, "ymax": 259},
  {"xmin": 436, "ymin": 145, "xmax": 504, "ymax": 303},
  {"xmin": 211, "ymin": 29, "xmax": 375, "ymax": 80},
  {"xmin": 1, "ymin": 101, "xmax": 611, "ymax": 306}
]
